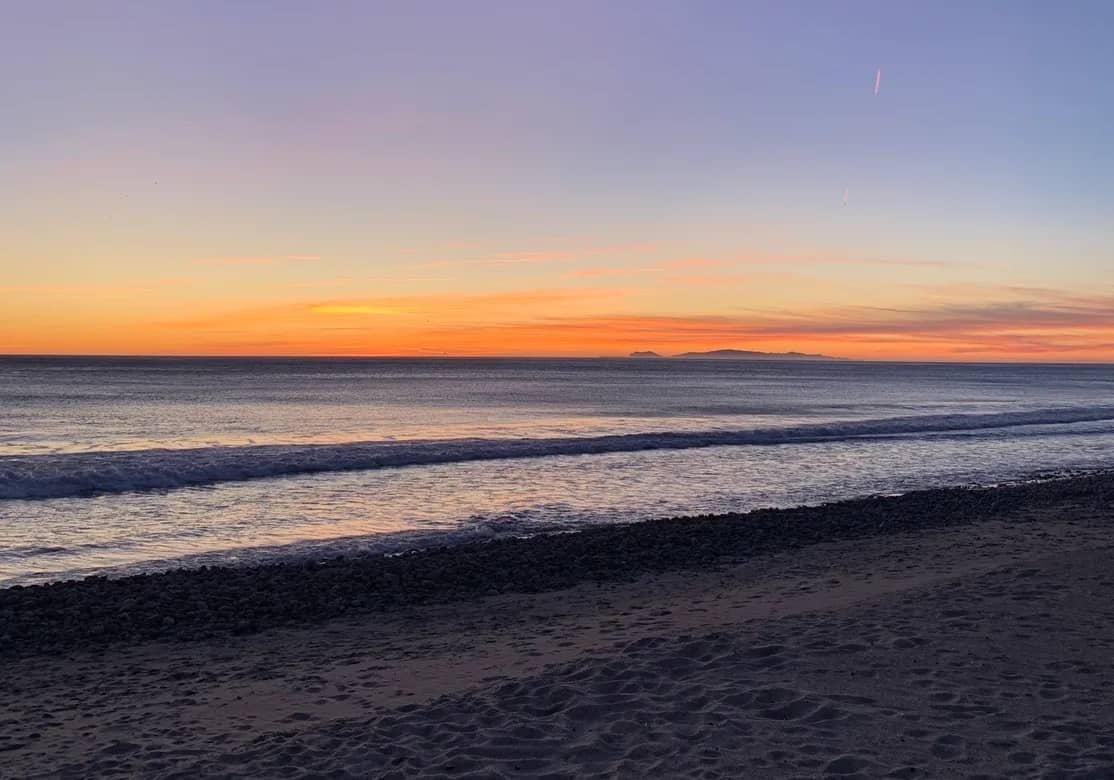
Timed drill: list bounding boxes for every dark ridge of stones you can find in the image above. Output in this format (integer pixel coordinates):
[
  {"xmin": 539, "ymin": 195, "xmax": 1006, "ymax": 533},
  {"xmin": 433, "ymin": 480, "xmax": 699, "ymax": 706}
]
[{"xmin": 1, "ymin": 473, "xmax": 1111, "ymax": 659}]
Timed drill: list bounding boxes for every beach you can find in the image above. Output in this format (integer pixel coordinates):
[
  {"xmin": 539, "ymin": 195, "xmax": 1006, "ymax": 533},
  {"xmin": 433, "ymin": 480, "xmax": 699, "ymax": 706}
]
[{"xmin": 3, "ymin": 474, "xmax": 1113, "ymax": 778}]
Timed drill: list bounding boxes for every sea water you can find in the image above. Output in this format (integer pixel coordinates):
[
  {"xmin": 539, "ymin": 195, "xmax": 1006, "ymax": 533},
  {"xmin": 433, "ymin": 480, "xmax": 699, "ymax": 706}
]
[{"xmin": 2, "ymin": 356, "xmax": 1113, "ymax": 585}]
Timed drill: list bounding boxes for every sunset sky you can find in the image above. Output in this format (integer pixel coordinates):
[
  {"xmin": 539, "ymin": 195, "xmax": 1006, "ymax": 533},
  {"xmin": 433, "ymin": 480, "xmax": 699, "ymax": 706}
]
[{"xmin": 3, "ymin": 1, "xmax": 1113, "ymax": 360}]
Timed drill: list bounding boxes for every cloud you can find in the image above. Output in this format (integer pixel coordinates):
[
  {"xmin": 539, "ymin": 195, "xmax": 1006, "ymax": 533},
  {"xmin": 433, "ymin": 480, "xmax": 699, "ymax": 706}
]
[
  {"xmin": 421, "ymin": 246, "xmax": 959, "ymax": 277},
  {"xmin": 566, "ymin": 267, "xmax": 642, "ymax": 278},
  {"xmin": 310, "ymin": 304, "xmax": 399, "ymax": 315},
  {"xmin": 566, "ymin": 254, "xmax": 893, "ymax": 286},
  {"xmin": 418, "ymin": 242, "xmax": 659, "ymax": 269},
  {"xmin": 568, "ymin": 253, "xmax": 957, "ymax": 276},
  {"xmin": 658, "ymin": 257, "xmax": 723, "ymax": 270},
  {"xmin": 748, "ymin": 296, "xmax": 1114, "ymax": 338},
  {"xmin": 729, "ymin": 254, "xmax": 957, "ymax": 269},
  {"xmin": 398, "ymin": 288, "xmax": 1114, "ymax": 358},
  {"xmin": 283, "ymin": 275, "xmax": 450, "ymax": 289},
  {"xmin": 487, "ymin": 241, "xmax": 658, "ymax": 264},
  {"xmin": 2, "ymin": 277, "xmax": 193, "ymax": 296},
  {"xmin": 157, "ymin": 287, "xmax": 625, "ymax": 330},
  {"xmin": 661, "ymin": 272, "xmax": 797, "ymax": 286},
  {"xmin": 565, "ymin": 257, "xmax": 796, "ymax": 282},
  {"xmin": 196, "ymin": 255, "xmax": 321, "ymax": 265}
]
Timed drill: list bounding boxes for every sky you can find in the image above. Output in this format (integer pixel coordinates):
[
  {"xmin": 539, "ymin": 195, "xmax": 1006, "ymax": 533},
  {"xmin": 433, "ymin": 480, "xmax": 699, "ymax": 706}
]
[{"xmin": 3, "ymin": 1, "xmax": 1113, "ymax": 360}]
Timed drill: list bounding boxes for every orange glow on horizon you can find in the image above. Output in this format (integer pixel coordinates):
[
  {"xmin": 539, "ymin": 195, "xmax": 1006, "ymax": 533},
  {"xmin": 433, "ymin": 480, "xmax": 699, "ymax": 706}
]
[
  {"xmin": 6, "ymin": 305, "xmax": 1114, "ymax": 362},
  {"xmin": 5, "ymin": 251, "xmax": 1114, "ymax": 362}
]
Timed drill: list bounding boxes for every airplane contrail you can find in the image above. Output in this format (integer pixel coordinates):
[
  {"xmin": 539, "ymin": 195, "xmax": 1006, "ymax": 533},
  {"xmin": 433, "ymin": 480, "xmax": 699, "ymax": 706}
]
[
  {"xmin": 874, "ymin": 67, "xmax": 882, "ymax": 95},
  {"xmin": 842, "ymin": 187, "xmax": 849, "ymax": 206}
]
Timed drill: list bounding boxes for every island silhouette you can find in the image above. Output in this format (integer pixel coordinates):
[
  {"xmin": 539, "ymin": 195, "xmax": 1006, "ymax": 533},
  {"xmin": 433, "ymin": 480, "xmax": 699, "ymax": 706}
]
[{"xmin": 630, "ymin": 349, "xmax": 845, "ymax": 360}]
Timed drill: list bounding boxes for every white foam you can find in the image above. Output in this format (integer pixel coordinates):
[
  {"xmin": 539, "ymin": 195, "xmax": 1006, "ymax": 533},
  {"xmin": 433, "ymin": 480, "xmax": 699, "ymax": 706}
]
[{"xmin": 3, "ymin": 406, "xmax": 1113, "ymax": 500}]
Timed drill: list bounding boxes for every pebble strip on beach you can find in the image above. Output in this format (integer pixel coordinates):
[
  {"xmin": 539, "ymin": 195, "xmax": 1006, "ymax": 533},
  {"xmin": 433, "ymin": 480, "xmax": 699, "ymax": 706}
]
[{"xmin": 2, "ymin": 472, "xmax": 1112, "ymax": 658}]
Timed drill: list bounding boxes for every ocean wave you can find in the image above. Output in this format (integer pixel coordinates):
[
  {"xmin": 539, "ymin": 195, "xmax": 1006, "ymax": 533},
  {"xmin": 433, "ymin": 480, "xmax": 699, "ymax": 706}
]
[{"xmin": 3, "ymin": 406, "xmax": 1114, "ymax": 500}]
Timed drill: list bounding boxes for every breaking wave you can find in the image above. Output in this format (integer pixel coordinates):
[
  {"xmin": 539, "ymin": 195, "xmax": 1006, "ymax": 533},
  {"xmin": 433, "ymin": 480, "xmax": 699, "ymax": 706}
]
[{"xmin": 3, "ymin": 406, "xmax": 1114, "ymax": 500}]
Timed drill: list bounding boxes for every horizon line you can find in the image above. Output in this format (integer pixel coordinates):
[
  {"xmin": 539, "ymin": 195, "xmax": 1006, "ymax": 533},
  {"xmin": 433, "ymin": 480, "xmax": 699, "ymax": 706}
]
[{"xmin": 4, "ymin": 352, "xmax": 1114, "ymax": 366}]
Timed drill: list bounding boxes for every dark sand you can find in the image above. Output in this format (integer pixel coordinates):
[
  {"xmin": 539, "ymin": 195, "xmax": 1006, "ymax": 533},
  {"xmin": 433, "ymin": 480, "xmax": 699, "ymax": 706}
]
[{"xmin": 2, "ymin": 474, "xmax": 1113, "ymax": 778}]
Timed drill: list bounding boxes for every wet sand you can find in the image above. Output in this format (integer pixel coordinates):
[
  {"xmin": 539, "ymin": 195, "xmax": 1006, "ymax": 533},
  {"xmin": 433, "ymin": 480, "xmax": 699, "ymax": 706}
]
[{"xmin": 2, "ymin": 475, "xmax": 1113, "ymax": 778}]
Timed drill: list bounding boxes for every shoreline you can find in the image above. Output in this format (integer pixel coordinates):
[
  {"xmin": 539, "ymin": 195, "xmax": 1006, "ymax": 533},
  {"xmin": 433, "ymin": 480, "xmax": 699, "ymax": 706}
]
[
  {"xmin": 5, "ymin": 466, "xmax": 1107, "ymax": 590},
  {"xmin": 3, "ymin": 470, "xmax": 1112, "ymax": 659}
]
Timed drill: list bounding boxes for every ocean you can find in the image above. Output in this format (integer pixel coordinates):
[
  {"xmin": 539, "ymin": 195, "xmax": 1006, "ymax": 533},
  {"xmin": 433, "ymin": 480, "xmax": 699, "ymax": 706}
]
[{"xmin": 2, "ymin": 356, "xmax": 1113, "ymax": 586}]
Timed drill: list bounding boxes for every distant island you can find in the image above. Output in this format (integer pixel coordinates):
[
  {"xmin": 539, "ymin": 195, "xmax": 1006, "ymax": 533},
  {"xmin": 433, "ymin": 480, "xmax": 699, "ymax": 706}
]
[
  {"xmin": 674, "ymin": 349, "xmax": 846, "ymax": 361},
  {"xmin": 629, "ymin": 349, "xmax": 845, "ymax": 360}
]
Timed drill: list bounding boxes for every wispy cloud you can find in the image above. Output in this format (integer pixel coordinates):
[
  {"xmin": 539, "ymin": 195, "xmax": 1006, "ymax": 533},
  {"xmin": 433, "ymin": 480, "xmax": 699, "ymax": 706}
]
[
  {"xmin": 196, "ymin": 255, "xmax": 321, "ymax": 265},
  {"xmin": 422, "ymin": 245, "xmax": 958, "ymax": 276},
  {"xmin": 567, "ymin": 267, "xmax": 645, "ymax": 278},
  {"xmin": 310, "ymin": 304, "xmax": 399, "ymax": 315},
  {"xmin": 562, "ymin": 251, "xmax": 942, "ymax": 284},
  {"xmin": 420, "ymin": 242, "xmax": 658, "ymax": 269},
  {"xmin": 282, "ymin": 275, "xmax": 449, "ymax": 289},
  {"xmin": 157, "ymin": 287, "xmax": 625, "ymax": 331},
  {"xmin": 661, "ymin": 271, "xmax": 797, "ymax": 286},
  {"xmin": 729, "ymin": 254, "xmax": 956, "ymax": 269},
  {"xmin": 402, "ymin": 288, "xmax": 1114, "ymax": 358},
  {"xmin": 2, "ymin": 277, "xmax": 193, "ymax": 295},
  {"xmin": 750, "ymin": 295, "xmax": 1114, "ymax": 338},
  {"xmin": 658, "ymin": 257, "xmax": 722, "ymax": 270},
  {"xmin": 571, "ymin": 253, "xmax": 957, "ymax": 274},
  {"xmin": 307, "ymin": 287, "xmax": 621, "ymax": 314}
]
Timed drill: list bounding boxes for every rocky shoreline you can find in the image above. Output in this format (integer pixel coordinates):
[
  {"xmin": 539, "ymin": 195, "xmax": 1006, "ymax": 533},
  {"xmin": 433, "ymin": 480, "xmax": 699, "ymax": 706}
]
[{"xmin": 2, "ymin": 472, "xmax": 1112, "ymax": 658}]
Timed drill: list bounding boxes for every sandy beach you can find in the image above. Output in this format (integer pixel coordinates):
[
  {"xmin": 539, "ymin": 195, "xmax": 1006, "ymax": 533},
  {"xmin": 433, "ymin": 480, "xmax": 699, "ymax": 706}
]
[{"xmin": 2, "ymin": 475, "xmax": 1113, "ymax": 778}]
